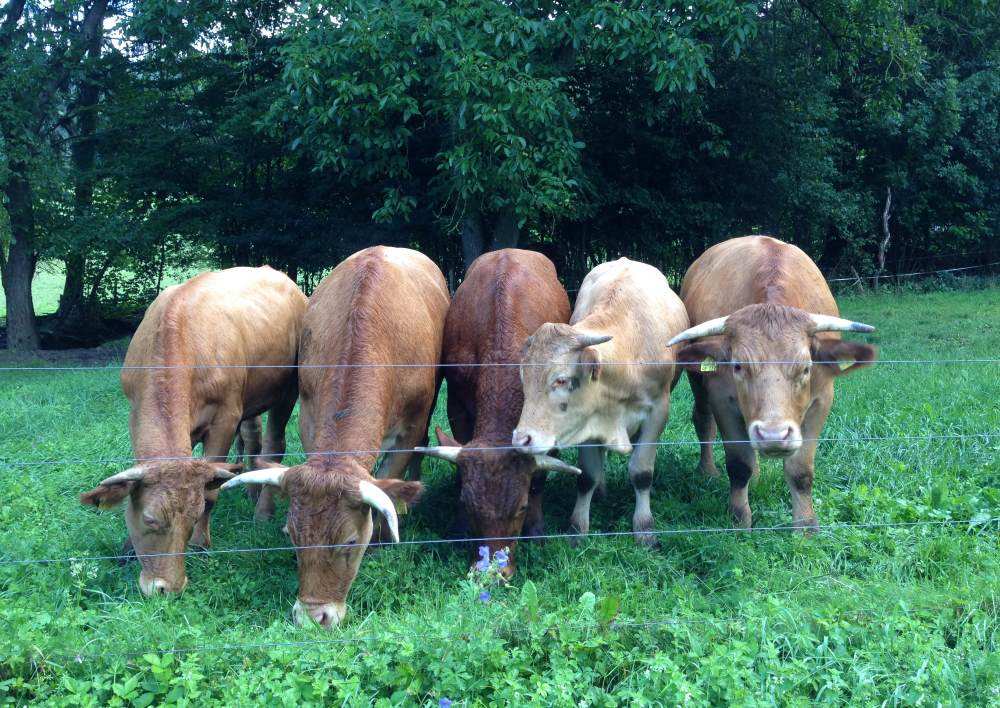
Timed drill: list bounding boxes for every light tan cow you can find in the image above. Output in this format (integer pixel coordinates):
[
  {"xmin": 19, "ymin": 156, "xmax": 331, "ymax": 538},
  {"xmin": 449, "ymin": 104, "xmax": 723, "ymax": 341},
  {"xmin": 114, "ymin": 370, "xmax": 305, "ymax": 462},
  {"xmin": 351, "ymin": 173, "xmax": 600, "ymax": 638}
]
[
  {"xmin": 221, "ymin": 246, "xmax": 447, "ymax": 628},
  {"xmin": 669, "ymin": 235, "xmax": 878, "ymax": 529},
  {"xmin": 512, "ymin": 258, "xmax": 689, "ymax": 546},
  {"xmin": 80, "ymin": 266, "xmax": 307, "ymax": 595}
]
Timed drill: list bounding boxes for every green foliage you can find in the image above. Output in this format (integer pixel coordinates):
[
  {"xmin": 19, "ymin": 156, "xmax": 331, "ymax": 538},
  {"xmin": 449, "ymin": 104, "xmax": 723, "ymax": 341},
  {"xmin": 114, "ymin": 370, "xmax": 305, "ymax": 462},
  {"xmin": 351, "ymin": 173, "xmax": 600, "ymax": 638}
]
[{"xmin": 0, "ymin": 288, "xmax": 998, "ymax": 703}]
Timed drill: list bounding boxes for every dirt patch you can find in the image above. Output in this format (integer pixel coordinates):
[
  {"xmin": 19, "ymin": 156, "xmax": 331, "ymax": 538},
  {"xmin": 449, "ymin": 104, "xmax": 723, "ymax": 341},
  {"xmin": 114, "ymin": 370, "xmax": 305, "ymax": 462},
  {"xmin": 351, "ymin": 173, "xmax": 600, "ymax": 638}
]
[{"xmin": 0, "ymin": 343, "xmax": 128, "ymax": 368}]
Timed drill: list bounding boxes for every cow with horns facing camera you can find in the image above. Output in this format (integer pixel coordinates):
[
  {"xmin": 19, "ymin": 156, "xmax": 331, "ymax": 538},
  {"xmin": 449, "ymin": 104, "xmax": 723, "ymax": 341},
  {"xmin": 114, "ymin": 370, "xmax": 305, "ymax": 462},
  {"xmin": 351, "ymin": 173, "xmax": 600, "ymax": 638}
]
[{"xmin": 669, "ymin": 236, "xmax": 878, "ymax": 530}]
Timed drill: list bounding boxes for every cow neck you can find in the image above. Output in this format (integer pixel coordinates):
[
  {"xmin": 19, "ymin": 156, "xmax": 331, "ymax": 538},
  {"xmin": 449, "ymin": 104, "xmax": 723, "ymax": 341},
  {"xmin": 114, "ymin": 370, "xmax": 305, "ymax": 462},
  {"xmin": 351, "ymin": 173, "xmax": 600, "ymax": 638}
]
[
  {"xmin": 129, "ymin": 364, "xmax": 196, "ymax": 460},
  {"xmin": 472, "ymin": 349, "xmax": 524, "ymax": 442},
  {"xmin": 305, "ymin": 365, "xmax": 393, "ymax": 474}
]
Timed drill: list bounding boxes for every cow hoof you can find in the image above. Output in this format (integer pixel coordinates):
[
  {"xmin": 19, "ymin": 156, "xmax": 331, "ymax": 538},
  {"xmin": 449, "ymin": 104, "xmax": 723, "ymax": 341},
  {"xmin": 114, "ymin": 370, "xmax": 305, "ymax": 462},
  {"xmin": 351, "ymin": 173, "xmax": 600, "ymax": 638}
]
[
  {"xmin": 729, "ymin": 505, "xmax": 752, "ymax": 529},
  {"xmin": 793, "ymin": 517, "xmax": 819, "ymax": 535},
  {"xmin": 253, "ymin": 509, "xmax": 275, "ymax": 523},
  {"xmin": 567, "ymin": 523, "xmax": 588, "ymax": 547},
  {"xmin": 633, "ymin": 532, "xmax": 661, "ymax": 549},
  {"xmin": 699, "ymin": 464, "xmax": 721, "ymax": 479},
  {"xmin": 118, "ymin": 538, "xmax": 136, "ymax": 566}
]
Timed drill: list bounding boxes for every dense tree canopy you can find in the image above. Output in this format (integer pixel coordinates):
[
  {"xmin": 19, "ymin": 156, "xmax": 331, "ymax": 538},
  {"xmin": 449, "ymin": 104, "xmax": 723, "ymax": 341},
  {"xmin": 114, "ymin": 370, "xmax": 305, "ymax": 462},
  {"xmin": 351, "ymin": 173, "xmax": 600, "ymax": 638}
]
[{"xmin": 1, "ymin": 0, "xmax": 997, "ymax": 348}]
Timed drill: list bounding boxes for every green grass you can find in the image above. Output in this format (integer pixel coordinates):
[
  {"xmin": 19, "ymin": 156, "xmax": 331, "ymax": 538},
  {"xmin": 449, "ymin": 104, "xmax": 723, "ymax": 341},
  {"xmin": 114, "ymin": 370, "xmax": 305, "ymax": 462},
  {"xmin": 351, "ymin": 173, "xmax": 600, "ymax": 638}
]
[{"xmin": 1, "ymin": 287, "xmax": 998, "ymax": 705}]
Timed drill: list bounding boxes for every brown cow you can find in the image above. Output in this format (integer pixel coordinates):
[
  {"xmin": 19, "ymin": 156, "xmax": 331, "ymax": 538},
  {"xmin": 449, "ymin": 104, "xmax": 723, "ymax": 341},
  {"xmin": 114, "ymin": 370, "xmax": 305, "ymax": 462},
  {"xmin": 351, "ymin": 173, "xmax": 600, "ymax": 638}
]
[
  {"xmin": 221, "ymin": 246, "xmax": 445, "ymax": 628},
  {"xmin": 669, "ymin": 235, "xmax": 878, "ymax": 529},
  {"xmin": 417, "ymin": 249, "xmax": 578, "ymax": 578},
  {"xmin": 512, "ymin": 258, "xmax": 690, "ymax": 546},
  {"xmin": 80, "ymin": 266, "xmax": 307, "ymax": 595}
]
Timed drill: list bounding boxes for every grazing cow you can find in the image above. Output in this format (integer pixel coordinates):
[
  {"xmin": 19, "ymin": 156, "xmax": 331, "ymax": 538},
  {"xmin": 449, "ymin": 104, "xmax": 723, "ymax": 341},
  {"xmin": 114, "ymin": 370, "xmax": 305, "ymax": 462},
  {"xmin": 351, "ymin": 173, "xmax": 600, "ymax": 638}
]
[
  {"xmin": 417, "ymin": 249, "xmax": 578, "ymax": 578},
  {"xmin": 221, "ymin": 246, "xmax": 446, "ymax": 628},
  {"xmin": 512, "ymin": 258, "xmax": 689, "ymax": 546},
  {"xmin": 79, "ymin": 267, "xmax": 307, "ymax": 595},
  {"xmin": 668, "ymin": 235, "xmax": 878, "ymax": 529}
]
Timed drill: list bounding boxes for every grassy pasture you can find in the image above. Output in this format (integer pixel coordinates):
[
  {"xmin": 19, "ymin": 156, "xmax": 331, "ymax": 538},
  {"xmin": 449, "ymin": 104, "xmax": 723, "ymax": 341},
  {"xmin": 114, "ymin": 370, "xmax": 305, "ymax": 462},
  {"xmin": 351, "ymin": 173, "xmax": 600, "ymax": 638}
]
[{"xmin": 0, "ymin": 287, "xmax": 998, "ymax": 705}]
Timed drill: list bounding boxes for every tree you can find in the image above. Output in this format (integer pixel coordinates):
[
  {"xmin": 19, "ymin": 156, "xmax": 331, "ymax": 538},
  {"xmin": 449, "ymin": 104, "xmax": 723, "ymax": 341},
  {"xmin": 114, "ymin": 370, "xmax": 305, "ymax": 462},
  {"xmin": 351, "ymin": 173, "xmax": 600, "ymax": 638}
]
[{"xmin": 272, "ymin": 0, "xmax": 757, "ymax": 267}]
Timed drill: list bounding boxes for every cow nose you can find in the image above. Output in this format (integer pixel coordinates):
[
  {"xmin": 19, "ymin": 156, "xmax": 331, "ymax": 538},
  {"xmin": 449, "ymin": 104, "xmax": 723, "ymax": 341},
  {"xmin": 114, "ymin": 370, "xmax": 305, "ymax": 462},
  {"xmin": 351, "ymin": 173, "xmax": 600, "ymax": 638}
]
[
  {"xmin": 748, "ymin": 420, "xmax": 801, "ymax": 456},
  {"xmin": 512, "ymin": 430, "xmax": 532, "ymax": 448},
  {"xmin": 293, "ymin": 600, "xmax": 346, "ymax": 629},
  {"xmin": 139, "ymin": 573, "xmax": 185, "ymax": 597}
]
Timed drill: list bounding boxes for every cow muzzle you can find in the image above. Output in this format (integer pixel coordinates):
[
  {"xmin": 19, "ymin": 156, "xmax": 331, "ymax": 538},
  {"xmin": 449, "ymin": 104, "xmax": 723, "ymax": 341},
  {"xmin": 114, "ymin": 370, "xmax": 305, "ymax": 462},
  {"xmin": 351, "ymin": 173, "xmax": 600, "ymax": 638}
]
[
  {"xmin": 748, "ymin": 420, "xmax": 802, "ymax": 457},
  {"xmin": 292, "ymin": 599, "xmax": 347, "ymax": 629},
  {"xmin": 511, "ymin": 429, "xmax": 555, "ymax": 456},
  {"xmin": 139, "ymin": 572, "xmax": 187, "ymax": 596}
]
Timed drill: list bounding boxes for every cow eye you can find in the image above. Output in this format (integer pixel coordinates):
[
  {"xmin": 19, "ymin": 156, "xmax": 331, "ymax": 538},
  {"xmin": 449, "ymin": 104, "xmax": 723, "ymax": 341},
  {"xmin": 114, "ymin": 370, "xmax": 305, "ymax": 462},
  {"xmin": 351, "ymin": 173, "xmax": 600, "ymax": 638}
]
[
  {"xmin": 733, "ymin": 363, "xmax": 742, "ymax": 373},
  {"xmin": 142, "ymin": 513, "xmax": 162, "ymax": 530}
]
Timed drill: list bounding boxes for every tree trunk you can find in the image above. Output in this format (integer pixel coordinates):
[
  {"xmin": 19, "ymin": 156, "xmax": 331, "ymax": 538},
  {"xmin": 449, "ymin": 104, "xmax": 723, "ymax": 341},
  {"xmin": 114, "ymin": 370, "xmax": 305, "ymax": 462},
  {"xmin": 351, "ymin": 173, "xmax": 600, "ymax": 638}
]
[
  {"xmin": 491, "ymin": 209, "xmax": 520, "ymax": 250},
  {"xmin": 55, "ymin": 15, "xmax": 103, "ymax": 326},
  {"xmin": 1, "ymin": 169, "xmax": 40, "ymax": 350},
  {"xmin": 461, "ymin": 212, "xmax": 485, "ymax": 269},
  {"xmin": 875, "ymin": 186, "xmax": 892, "ymax": 289}
]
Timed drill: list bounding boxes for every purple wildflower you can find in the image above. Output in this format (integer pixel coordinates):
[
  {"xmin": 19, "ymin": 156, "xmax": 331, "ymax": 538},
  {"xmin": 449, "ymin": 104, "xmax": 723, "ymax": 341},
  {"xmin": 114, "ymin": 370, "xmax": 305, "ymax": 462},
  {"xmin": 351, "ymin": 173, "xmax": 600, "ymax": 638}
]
[
  {"xmin": 439, "ymin": 700, "xmax": 452, "ymax": 708},
  {"xmin": 494, "ymin": 549, "xmax": 509, "ymax": 568},
  {"xmin": 479, "ymin": 590, "xmax": 491, "ymax": 602},
  {"xmin": 475, "ymin": 545, "xmax": 490, "ymax": 572}
]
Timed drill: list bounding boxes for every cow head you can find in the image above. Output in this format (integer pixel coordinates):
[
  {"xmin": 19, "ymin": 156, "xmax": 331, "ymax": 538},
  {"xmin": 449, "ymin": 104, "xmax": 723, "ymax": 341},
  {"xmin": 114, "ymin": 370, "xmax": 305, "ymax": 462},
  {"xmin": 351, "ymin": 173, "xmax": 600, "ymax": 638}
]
[
  {"xmin": 80, "ymin": 460, "xmax": 241, "ymax": 595},
  {"xmin": 669, "ymin": 304, "xmax": 877, "ymax": 456},
  {"xmin": 512, "ymin": 323, "xmax": 616, "ymax": 454},
  {"xmin": 220, "ymin": 461, "xmax": 421, "ymax": 628},
  {"xmin": 418, "ymin": 426, "xmax": 579, "ymax": 578}
]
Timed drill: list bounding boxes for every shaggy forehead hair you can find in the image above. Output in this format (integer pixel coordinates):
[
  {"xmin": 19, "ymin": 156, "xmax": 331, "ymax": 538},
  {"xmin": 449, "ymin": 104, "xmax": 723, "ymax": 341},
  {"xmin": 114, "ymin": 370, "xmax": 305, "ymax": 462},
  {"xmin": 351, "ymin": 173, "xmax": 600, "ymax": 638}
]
[{"xmin": 725, "ymin": 304, "xmax": 817, "ymax": 363}]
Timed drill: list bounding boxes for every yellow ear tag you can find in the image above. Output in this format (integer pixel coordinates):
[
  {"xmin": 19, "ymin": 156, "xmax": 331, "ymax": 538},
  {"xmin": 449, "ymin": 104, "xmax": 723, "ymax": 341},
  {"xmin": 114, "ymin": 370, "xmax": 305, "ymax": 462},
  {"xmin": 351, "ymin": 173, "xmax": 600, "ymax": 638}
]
[
  {"xmin": 98, "ymin": 501, "xmax": 116, "ymax": 511},
  {"xmin": 394, "ymin": 499, "xmax": 408, "ymax": 515},
  {"xmin": 838, "ymin": 360, "xmax": 854, "ymax": 371},
  {"xmin": 700, "ymin": 357, "xmax": 717, "ymax": 373}
]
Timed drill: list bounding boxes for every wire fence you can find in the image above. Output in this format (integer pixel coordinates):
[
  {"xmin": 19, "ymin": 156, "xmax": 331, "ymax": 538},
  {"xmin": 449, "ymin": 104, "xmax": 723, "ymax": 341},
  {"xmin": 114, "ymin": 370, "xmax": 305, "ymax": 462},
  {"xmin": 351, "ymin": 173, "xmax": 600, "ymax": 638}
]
[
  {"xmin": 4, "ymin": 517, "xmax": 997, "ymax": 567},
  {"xmin": 2, "ymin": 431, "xmax": 995, "ymax": 468},
  {"xmin": 42, "ymin": 595, "xmax": 997, "ymax": 665},
  {"xmin": 826, "ymin": 260, "xmax": 1000, "ymax": 283}
]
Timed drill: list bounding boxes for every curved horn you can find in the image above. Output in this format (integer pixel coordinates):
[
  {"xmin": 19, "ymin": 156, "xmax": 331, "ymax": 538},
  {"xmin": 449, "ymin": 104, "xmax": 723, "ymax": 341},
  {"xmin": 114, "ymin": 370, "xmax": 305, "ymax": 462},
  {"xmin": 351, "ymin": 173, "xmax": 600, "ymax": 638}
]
[
  {"xmin": 220, "ymin": 467, "xmax": 288, "ymax": 490},
  {"xmin": 808, "ymin": 314, "xmax": 875, "ymax": 334},
  {"xmin": 667, "ymin": 316, "xmax": 729, "ymax": 346},
  {"xmin": 533, "ymin": 455, "xmax": 581, "ymax": 475},
  {"xmin": 414, "ymin": 446, "xmax": 461, "ymax": 465},
  {"xmin": 573, "ymin": 332, "xmax": 613, "ymax": 350},
  {"xmin": 359, "ymin": 480, "xmax": 400, "ymax": 543},
  {"xmin": 212, "ymin": 466, "xmax": 240, "ymax": 482},
  {"xmin": 97, "ymin": 465, "xmax": 148, "ymax": 487}
]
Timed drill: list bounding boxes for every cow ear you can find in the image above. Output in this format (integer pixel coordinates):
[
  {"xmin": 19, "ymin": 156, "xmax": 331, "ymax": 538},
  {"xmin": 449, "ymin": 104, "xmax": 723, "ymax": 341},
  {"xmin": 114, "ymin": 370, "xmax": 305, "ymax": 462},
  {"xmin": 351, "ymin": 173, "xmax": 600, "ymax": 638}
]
[
  {"xmin": 578, "ymin": 346, "xmax": 601, "ymax": 381},
  {"xmin": 373, "ymin": 478, "xmax": 423, "ymax": 515},
  {"xmin": 206, "ymin": 463, "xmax": 244, "ymax": 490},
  {"xmin": 80, "ymin": 481, "xmax": 134, "ymax": 510},
  {"xmin": 435, "ymin": 425, "xmax": 461, "ymax": 448},
  {"xmin": 676, "ymin": 341, "xmax": 727, "ymax": 374},
  {"xmin": 812, "ymin": 339, "xmax": 878, "ymax": 376}
]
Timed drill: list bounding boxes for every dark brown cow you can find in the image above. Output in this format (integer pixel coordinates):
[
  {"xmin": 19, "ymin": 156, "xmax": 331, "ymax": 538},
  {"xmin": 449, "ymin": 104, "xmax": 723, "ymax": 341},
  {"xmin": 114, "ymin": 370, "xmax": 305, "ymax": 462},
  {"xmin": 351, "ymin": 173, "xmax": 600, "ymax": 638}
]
[
  {"xmin": 80, "ymin": 266, "xmax": 307, "ymax": 595},
  {"xmin": 669, "ymin": 235, "xmax": 878, "ymax": 528},
  {"xmin": 221, "ymin": 246, "xmax": 447, "ymax": 628},
  {"xmin": 417, "ymin": 249, "xmax": 577, "ymax": 578}
]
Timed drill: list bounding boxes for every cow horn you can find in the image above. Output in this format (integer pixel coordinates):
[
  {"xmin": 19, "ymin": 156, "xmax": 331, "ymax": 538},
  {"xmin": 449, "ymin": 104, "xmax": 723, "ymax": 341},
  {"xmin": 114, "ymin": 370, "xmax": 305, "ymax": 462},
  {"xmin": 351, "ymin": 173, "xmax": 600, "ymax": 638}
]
[
  {"xmin": 414, "ymin": 446, "xmax": 461, "ymax": 465},
  {"xmin": 220, "ymin": 467, "xmax": 288, "ymax": 490},
  {"xmin": 533, "ymin": 455, "xmax": 581, "ymax": 475},
  {"xmin": 667, "ymin": 316, "xmax": 729, "ymax": 346},
  {"xmin": 359, "ymin": 480, "xmax": 400, "ymax": 543},
  {"xmin": 97, "ymin": 465, "xmax": 149, "ymax": 487},
  {"xmin": 574, "ymin": 332, "xmax": 613, "ymax": 350},
  {"xmin": 808, "ymin": 314, "xmax": 875, "ymax": 334},
  {"xmin": 212, "ymin": 466, "xmax": 239, "ymax": 482}
]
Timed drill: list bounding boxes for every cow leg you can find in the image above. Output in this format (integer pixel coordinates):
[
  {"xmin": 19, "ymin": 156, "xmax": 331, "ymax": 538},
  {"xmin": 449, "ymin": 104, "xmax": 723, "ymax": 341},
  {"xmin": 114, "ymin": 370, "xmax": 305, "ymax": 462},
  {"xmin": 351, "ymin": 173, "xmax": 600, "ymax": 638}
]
[
  {"xmin": 714, "ymin": 408, "xmax": 757, "ymax": 528},
  {"xmin": 688, "ymin": 374, "xmax": 720, "ymax": 478},
  {"xmin": 238, "ymin": 417, "xmax": 263, "ymax": 504},
  {"xmin": 783, "ymin": 390, "xmax": 832, "ymax": 531},
  {"xmin": 252, "ymin": 395, "xmax": 297, "ymax": 522},
  {"xmin": 193, "ymin": 415, "xmax": 241, "ymax": 548},
  {"xmin": 522, "ymin": 470, "xmax": 547, "ymax": 538},
  {"xmin": 628, "ymin": 398, "xmax": 671, "ymax": 548},
  {"xmin": 569, "ymin": 445, "xmax": 605, "ymax": 542}
]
